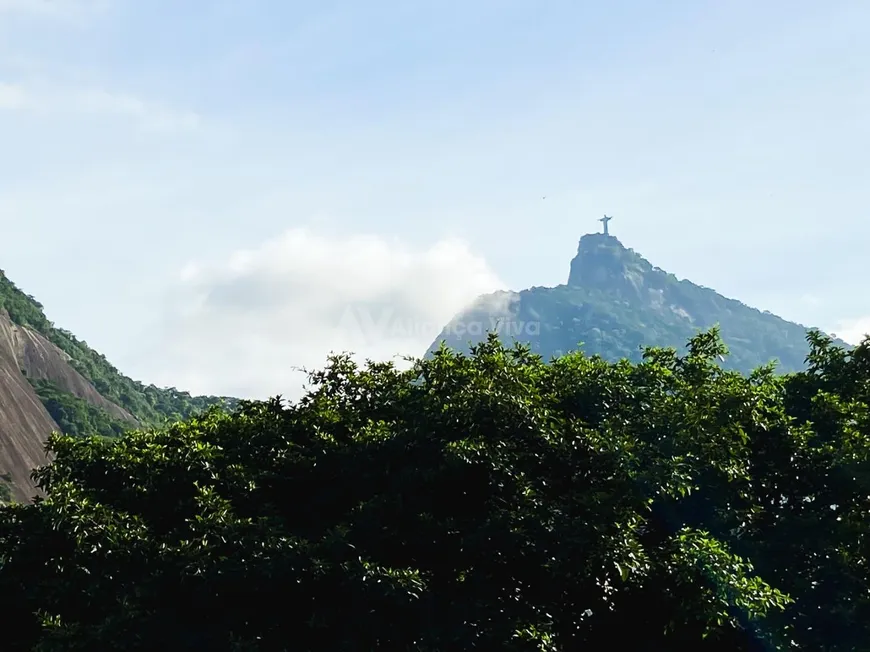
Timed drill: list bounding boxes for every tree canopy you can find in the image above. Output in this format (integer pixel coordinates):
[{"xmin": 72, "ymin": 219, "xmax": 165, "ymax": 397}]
[{"xmin": 0, "ymin": 328, "xmax": 867, "ymax": 651}]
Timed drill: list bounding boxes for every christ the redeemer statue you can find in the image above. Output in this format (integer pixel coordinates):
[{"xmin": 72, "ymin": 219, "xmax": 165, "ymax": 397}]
[{"xmin": 599, "ymin": 215, "xmax": 613, "ymax": 236}]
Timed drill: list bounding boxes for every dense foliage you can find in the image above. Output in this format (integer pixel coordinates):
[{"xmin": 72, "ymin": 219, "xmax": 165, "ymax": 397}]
[
  {"xmin": 29, "ymin": 379, "xmax": 131, "ymax": 439},
  {"xmin": 430, "ymin": 234, "xmax": 848, "ymax": 374},
  {"xmin": 0, "ymin": 329, "xmax": 866, "ymax": 650},
  {"xmin": 0, "ymin": 474, "xmax": 12, "ymax": 504},
  {"xmin": 1, "ymin": 269, "xmax": 237, "ymax": 425}
]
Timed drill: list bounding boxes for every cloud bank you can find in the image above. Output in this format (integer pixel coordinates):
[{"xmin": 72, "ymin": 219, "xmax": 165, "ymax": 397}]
[
  {"xmin": 133, "ymin": 228, "xmax": 504, "ymax": 400},
  {"xmin": 0, "ymin": 81, "xmax": 200, "ymax": 131},
  {"xmin": 835, "ymin": 317, "xmax": 870, "ymax": 346}
]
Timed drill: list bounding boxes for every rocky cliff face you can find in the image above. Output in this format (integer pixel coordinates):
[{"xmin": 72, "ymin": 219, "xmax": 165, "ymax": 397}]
[
  {"xmin": 0, "ymin": 331, "xmax": 56, "ymax": 503},
  {"xmin": 428, "ymin": 233, "xmax": 843, "ymax": 373},
  {"xmin": 0, "ymin": 312, "xmax": 138, "ymax": 423},
  {"xmin": 0, "ymin": 310, "xmax": 137, "ymax": 502}
]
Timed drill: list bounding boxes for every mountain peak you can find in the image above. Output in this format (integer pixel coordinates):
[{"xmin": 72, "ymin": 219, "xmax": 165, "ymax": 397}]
[
  {"xmin": 428, "ymin": 225, "xmax": 846, "ymax": 377},
  {"xmin": 567, "ymin": 232, "xmax": 651, "ymax": 289}
]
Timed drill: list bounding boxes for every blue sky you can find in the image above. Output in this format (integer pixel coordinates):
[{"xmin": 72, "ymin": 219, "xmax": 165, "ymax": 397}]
[{"xmin": 0, "ymin": 0, "xmax": 867, "ymax": 398}]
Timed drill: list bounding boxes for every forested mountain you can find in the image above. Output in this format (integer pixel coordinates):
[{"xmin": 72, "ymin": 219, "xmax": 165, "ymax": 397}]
[
  {"xmin": 0, "ymin": 269, "xmax": 237, "ymax": 502},
  {"xmin": 428, "ymin": 233, "xmax": 849, "ymax": 372}
]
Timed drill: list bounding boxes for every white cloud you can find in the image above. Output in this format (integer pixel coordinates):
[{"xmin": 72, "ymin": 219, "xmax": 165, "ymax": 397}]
[
  {"xmin": 0, "ymin": 0, "xmax": 109, "ymax": 19},
  {"xmin": 0, "ymin": 82, "xmax": 26, "ymax": 108},
  {"xmin": 133, "ymin": 228, "xmax": 504, "ymax": 401},
  {"xmin": 833, "ymin": 317, "xmax": 870, "ymax": 346},
  {"xmin": 0, "ymin": 81, "xmax": 200, "ymax": 131},
  {"xmin": 798, "ymin": 293, "xmax": 822, "ymax": 307},
  {"xmin": 71, "ymin": 88, "xmax": 201, "ymax": 131}
]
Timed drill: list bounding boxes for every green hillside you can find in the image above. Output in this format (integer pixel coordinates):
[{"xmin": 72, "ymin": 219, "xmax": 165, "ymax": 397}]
[{"xmin": 0, "ymin": 269, "xmax": 237, "ymax": 434}]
